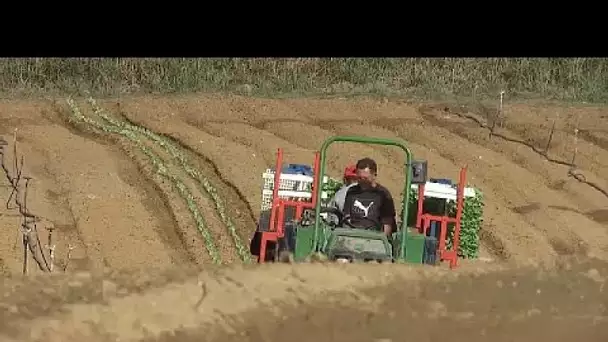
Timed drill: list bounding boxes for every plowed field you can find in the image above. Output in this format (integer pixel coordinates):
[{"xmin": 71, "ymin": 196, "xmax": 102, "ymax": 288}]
[{"xmin": 1, "ymin": 94, "xmax": 608, "ymax": 341}]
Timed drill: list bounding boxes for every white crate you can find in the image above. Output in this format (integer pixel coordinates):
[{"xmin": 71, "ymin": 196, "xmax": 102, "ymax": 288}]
[
  {"xmin": 410, "ymin": 182, "xmax": 476, "ymax": 201},
  {"xmin": 260, "ymin": 170, "xmax": 329, "ymax": 211},
  {"xmin": 262, "ymin": 170, "xmax": 314, "ymax": 192},
  {"xmin": 260, "ymin": 189, "xmax": 312, "ymax": 211}
]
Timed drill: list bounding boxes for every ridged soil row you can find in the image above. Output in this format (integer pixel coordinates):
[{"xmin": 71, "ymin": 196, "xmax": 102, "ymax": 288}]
[
  {"xmin": 39, "ymin": 106, "xmax": 186, "ymax": 271},
  {"xmin": 416, "ymin": 106, "xmax": 608, "ymax": 259},
  {"xmin": 95, "ymin": 103, "xmax": 252, "ymax": 263},
  {"xmin": 65, "ymin": 99, "xmax": 243, "ymax": 264},
  {"xmin": 502, "ymin": 103, "xmax": 608, "ymax": 177},
  {"xmin": 118, "ymin": 132, "xmax": 231, "ymax": 264},
  {"xmin": 201, "ymin": 122, "xmax": 313, "ymax": 167},
  {"xmin": 111, "ymin": 101, "xmax": 259, "ymax": 247},
  {"xmin": 419, "ymin": 104, "xmax": 608, "ymax": 220}
]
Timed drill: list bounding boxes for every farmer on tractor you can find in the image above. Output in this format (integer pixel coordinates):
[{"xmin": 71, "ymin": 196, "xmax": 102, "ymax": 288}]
[
  {"xmin": 328, "ymin": 164, "xmax": 358, "ymax": 212},
  {"xmin": 342, "ymin": 157, "xmax": 397, "ymax": 236}
]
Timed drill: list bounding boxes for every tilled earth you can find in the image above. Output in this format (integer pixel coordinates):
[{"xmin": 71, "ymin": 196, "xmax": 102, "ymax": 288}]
[
  {"xmin": 2, "ymin": 95, "xmax": 608, "ymax": 272},
  {"xmin": 0, "ymin": 259, "xmax": 607, "ymax": 342},
  {"xmin": 1, "ymin": 94, "xmax": 608, "ymax": 341}
]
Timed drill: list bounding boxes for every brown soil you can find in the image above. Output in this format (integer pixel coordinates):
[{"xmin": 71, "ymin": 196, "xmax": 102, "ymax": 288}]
[
  {"xmin": 0, "ymin": 259, "xmax": 606, "ymax": 342},
  {"xmin": 1, "ymin": 94, "xmax": 608, "ymax": 341}
]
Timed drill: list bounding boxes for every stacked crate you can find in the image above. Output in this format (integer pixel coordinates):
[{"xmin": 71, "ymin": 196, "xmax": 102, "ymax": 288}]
[{"xmin": 260, "ymin": 164, "xmax": 329, "ymax": 211}]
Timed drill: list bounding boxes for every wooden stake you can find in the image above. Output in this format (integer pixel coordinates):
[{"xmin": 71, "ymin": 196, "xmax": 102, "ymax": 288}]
[
  {"xmin": 22, "ymin": 235, "xmax": 28, "ymax": 275},
  {"xmin": 570, "ymin": 114, "xmax": 581, "ymax": 167},
  {"xmin": 490, "ymin": 90, "xmax": 506, "ymax": 140},
  {"xmin": 499, "ymin": 90, "xmax": 505, "ymax": 128},
  {"xmin": 545, "ymin": 114, "xmax": 558, "ymax": 157},
  {"xmin": 63, "ymin": 244, "xmax": 75, "ymax": 272},
  {"xmin": 47, "ymin": 226, "xmax": 55, "ymax": 272}
]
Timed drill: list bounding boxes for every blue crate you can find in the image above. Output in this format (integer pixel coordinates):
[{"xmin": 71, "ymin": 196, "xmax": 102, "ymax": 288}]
[
  {"xmin": 430, "ymin": 178, "xmax": 453, "ymax": 185},
  {"xmin": 270, "ymin": 164, "xmax": 313, "ymax": 176}
]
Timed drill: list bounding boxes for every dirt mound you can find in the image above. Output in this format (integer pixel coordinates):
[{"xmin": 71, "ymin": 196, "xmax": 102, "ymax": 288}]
[{"xmin": 0, "ymin": 259, "xmax": 606, "ymax": 342}]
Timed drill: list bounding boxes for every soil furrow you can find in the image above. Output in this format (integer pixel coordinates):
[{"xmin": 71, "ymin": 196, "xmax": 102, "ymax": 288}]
[
  {"xmin": 428, "ymin": 104, "xmax": 608, "ymax": 210},
  {"xmin": 93, "ymin": 105, "xmax": 249, "ymax": 262},
  {"xmin": 202, "ymin": 122, "xmax": 313, "ymax": 167},
  {"xmin": 136, "ymin": 135, "xmax": 238, "ymax": 263},
  {"xmin": 115, "ymin": 108, "xmax": 259, "ymax": 233},
  {"xmin": 498, "ymin": 103, "xmax": 608, "ymax": 176},
  {"xmin": 60, "ymin": 111, "xmax": 204, "ymax": 267},
  {"xmin": 416, "ymin": 106, "xmax": 608, "ymax": 236},
  {"xmin": 75, "ymin": 121, "xmax": 221, "ymax": 263},
  {"xmin": 115, "ymin": 111, "xmax": 256, "ymax": 245},
  {"xmin": 62, "ymin": 102, "xmax": 219, "ymax": 266},
  {"xmin": 461, "ymin": 101, "xmax": 608, "ymax": 184},
  {"xmin": 121, "ymin": 136, "xmax": 214, "ymax": 266},
  {"xmin": 403, "ymin": 110, "xmax": 608, "ymax": 260},
  {"xmin": 5, "ymin": 119, "xmax": 178, "ymax": 272}
]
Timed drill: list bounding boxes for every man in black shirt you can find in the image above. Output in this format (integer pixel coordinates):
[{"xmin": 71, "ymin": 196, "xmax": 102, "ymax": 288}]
[{"xmin": 342, "ymin": 158, "xmax": 397, "ymax": 236}]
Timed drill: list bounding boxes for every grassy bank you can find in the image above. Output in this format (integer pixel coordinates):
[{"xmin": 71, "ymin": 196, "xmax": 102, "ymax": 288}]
[{"xmin": 1, "ymin": 58, "xmax": 607, "ymax": 102}]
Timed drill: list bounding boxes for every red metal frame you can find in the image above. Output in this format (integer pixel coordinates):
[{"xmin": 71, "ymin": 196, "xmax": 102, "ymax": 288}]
[
  {"xmin": 258, "ymin": 149, "xmax": 320, "ymax": 263},
  {"xmin": 415, "ymin": 167, "xmax": 467, "ymax": 269}
]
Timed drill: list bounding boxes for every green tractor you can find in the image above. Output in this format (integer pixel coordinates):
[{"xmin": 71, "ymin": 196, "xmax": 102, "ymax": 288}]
[{"xmin": 249, "ymin": 135, "xmax": 466, "ymax": 268}]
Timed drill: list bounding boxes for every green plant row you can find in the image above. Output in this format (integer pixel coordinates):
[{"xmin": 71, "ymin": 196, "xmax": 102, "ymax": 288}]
[
  {"xmin": 65, "ymin": 98, "xmax": 222, "ymax": 264},
  {"xmin": 84, "ymin": 97, "xmax": 251, "ymax": 263},
  {"xmin": 3, "ymin": 58, "xmax": 608, "ymax": 102},
  {"xmin": 446, "ymin": 189, "xmax": 484, "ymax": 258},
  {"xmin": 402, "ymin": 187, "xmax": 484, "ymax": 259}
]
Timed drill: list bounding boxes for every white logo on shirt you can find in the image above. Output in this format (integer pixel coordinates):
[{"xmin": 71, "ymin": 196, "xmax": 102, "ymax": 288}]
[{"xmin": 353, "ymin": 200, "xmax": 374, "ymax": 217}]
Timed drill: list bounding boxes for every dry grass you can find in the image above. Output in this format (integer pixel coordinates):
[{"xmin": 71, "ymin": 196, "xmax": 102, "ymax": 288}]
[{"xmin": 1, "ymin": 58, "xmax": 607, "ymax": 102}]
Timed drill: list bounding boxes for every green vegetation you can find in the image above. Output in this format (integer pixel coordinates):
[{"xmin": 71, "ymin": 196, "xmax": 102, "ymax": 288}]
[
  {"xmin": 2, "ymin": 58, "xmax": 607, "ymax": 102},
  {"xmin": 86, "ymin": 97, "xmax": 252, "ymax": 263},
  {"xmin": 403, "ymin": 188, "xmax": 484, "ymax": 259},
  {"xmin": 447, "ymin": 189, "xmax": 484, "ymax": 259},
  {"xmin": 66, "ymin": 97, "xmax": 257, "ymax": 264}
]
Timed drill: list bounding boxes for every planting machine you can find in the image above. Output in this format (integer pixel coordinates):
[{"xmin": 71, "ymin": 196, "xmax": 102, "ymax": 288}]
[{"xmin": 250, "ymin": 135, "xmax": 469, "ymax": 268}]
